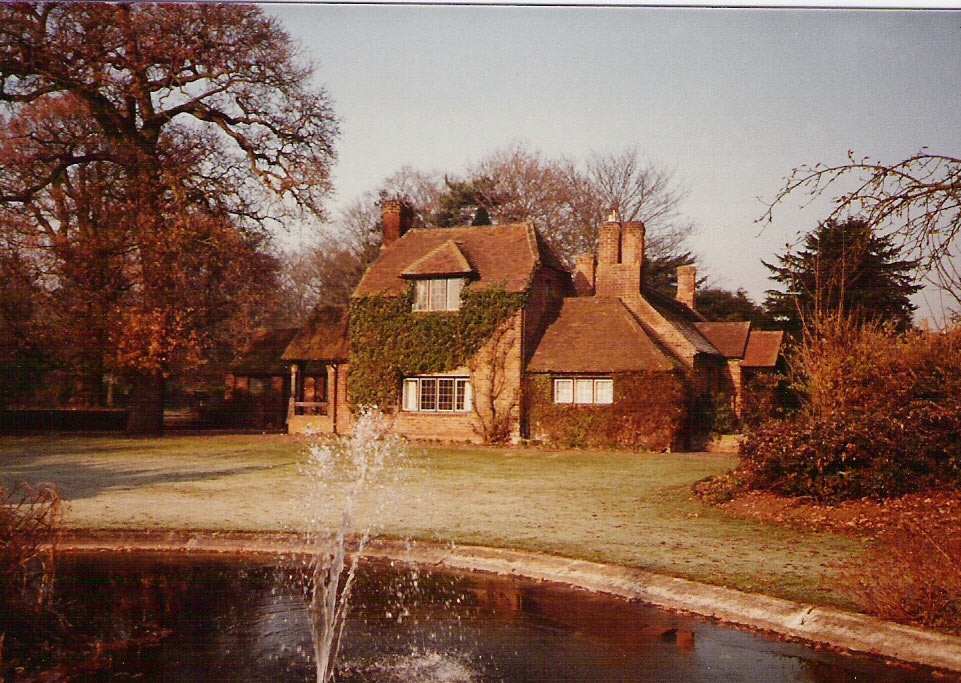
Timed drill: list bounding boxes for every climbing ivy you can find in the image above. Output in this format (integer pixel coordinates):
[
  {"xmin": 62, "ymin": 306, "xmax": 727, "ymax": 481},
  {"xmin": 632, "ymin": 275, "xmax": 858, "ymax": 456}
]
[
  {"xmin": 347, "ymin": 284, "xmax": 526, "ymax": 409},
  {"xmin": 524, "ymin": 371, "xmax": 689, "ymax": 452}
]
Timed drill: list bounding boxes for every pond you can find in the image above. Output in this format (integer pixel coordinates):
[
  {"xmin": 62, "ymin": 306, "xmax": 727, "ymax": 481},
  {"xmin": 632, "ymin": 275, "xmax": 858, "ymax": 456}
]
[{"xmin": 22, "ymin": 552, "xmax": 946, "ymax": 682}]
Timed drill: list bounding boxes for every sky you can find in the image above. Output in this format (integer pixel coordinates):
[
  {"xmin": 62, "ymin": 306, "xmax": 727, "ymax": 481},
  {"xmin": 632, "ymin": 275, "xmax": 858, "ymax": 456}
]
[{"xmin": 266, "ymin": 4, "xmax": 961, "ymax": 319}]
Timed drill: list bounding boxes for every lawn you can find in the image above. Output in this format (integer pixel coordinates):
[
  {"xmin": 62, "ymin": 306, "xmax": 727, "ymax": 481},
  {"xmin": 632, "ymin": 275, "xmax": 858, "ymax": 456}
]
[{"xmin": 0, "ymin": 432, "xmax": 864, "ymax": 608}]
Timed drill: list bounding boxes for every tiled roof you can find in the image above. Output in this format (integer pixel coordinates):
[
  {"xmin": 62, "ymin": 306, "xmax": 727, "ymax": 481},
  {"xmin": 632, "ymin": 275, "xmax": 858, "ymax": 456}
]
[
  {"xmin": 527, "ymin": 297, "xmax": 678, "ymax": 374},
  {"xmin": 281, "ymin": 306, "xmax": 349, "ymax": 362},
  {"xmin": 694, "ymin": 322, "xmax": 751, "ymax": 359},
  {"xmin": 742, "ymin": 330, "xmax": 784, "ymax": 368},
  {"xmin": 644, "ymin": 291, "xmax": 721, "ymax": 357},
  {"xmin": 353, "ymin": 224, "xmax": 567, "ymax": 297},
  {"xmin": 401, "ymin": 240, "xmax": 475, "ymax": 278},
  {"xmin": 230, "ymin": 328, "xmax": 299, "ymax": 375}
]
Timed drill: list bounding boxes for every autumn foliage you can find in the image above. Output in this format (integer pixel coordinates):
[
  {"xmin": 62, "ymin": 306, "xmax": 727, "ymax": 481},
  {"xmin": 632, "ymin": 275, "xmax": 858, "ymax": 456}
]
[
  {"xmin": 0, "ymin": 4, "xmax": 338, "ymax": 429},
  {"xmin": 738, "ymin": 320, "xmax": 961, "ymax": 502}
]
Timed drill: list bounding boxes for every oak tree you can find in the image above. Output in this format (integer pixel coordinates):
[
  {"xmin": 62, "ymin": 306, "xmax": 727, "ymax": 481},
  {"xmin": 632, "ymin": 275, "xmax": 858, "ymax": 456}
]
[{"xmin": 0, "ymin": 3, "xmax": 338, "ymax": 430}]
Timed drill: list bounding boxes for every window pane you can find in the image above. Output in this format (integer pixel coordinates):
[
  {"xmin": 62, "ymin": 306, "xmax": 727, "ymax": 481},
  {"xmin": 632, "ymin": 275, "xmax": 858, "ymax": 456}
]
[
  {"xmin": 595, "ymin": 379, "xmax": 613, "ymax": 404},
  {"xmin": 446, "ymin": 278, "xmax": 463, "ymax": 311},
  {"xmin": 403, "ymin": 379, "xmax": 419, "ymax": 411},
  {"xmin": 429, "ymin": 279, "xmax": 447, "ymax": 311},
  {"xmin": 420, "ymin": 378, "xmax": 437, "ymax": 411},
  {"xmin": 574, "ymin": 379, "xmax": 594, "ymax": 404},
  {"xmin": 437, "ymin": 378, "xmax": 455, "ymax": 411},
  {"xmin": 554, "ymin": 379, "xmax": 573, "ymax": 404},
  {"xmin": 460, "ymin": 379, "xmax": 473, "ymax": 412},
  {"xmin": 413, "ymin": 280, "xmax": 429, "ymax": 311},
  {"xmin": 455, "ymin": 379, "xmax": 466, "ymax": 411}
]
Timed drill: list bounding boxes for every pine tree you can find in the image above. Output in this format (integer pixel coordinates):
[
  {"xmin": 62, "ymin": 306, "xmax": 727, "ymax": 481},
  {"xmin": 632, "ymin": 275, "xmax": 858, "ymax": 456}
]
[{"xmin": 764, "ymin": 217, "xmax": 921, "ymax": 332}]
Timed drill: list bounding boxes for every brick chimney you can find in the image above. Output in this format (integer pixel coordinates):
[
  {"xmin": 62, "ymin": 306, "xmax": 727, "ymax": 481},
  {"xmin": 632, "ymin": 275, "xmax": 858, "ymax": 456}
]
[
  {"xmin": 381, "ymin": 199, "xmax": 413, "ymax": 249},
  {"xmin": 572, "ymin": 253, "xmax": 595, "ymax": 296},
  {"xmin": 676, "ymin": 264, "xmax": 697, "ymax": 311},
  {"xmin": 594, "ymin": 211, "xmax": 645, "ymax": 299}
]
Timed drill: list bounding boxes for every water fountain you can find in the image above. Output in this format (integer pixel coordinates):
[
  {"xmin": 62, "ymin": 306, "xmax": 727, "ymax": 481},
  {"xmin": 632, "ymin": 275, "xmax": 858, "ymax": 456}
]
[
  {"xmin": 11, "ymin": 411, "xmax": 952, "ymax": 681},
  {"xmin": 300, "ymin": 408, "xmax": 406, "ymax": 683}
]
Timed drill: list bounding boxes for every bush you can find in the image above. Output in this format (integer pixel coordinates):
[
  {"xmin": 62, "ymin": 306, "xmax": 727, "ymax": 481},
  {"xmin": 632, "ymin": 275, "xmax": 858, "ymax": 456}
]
[
  {"xmin": 735, "ymin": 321, "xmax": 961, "ymax": 502},
  {"xmin": 1, "ymin": 482, "xmax": 67, "ymax": 670},
  {"xmin": 741, "ymin": 372, "xmax": 795, "ymax": 428},
  {"xmin": 839, "ymin": 520, "xmax": 961, "ymax": 633}
]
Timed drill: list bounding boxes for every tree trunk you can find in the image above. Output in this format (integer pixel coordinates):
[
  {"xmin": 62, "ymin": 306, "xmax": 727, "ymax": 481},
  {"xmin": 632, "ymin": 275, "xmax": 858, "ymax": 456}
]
[{"xmin": 126, "ymin": 372, "xmax": 165, "ymax": 435}]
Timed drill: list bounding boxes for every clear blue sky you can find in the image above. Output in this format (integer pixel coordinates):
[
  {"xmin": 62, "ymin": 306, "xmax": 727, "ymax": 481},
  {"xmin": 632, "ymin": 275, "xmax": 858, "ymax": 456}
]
[{"xmin": 267, "ymin": 4, "xmax": 961, "ymax": 318}]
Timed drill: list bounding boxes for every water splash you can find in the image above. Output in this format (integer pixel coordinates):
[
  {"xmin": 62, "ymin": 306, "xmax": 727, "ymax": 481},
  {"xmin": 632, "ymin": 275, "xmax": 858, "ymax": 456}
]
[
  {"xmin": 341, "ymin": 650, "xmax": 477, "ymax": 683},
  {"xmin": 301, "ymin": 408, "xmax": 406, "ymax": 683}
]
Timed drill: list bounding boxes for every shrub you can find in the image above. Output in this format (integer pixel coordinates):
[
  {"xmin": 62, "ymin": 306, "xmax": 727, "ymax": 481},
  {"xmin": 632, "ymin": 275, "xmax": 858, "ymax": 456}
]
[
  {"xmin": 741, "ymin": 371, "xmax": 794, "ymax": 428},
  {"xmin": 735, "ymin": 321, "xmax": 961, "ymax": 502},
  {"xmin": 839, "ymin": 520, "xmax": 961, "ymax": 633},
  {"xmin": 1, "ymin": 482, "xmax": 67, "ymax": 669}
]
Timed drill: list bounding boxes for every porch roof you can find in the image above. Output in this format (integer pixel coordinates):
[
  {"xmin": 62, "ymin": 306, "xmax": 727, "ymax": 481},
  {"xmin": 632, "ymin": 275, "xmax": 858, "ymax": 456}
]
[
  {"xmin": 281, "ymin": 306, "xmax": 349, "ymax": 363},
  {"xmin": 229, "ymin": 328, "xmax": 299, "ymax": 376}
]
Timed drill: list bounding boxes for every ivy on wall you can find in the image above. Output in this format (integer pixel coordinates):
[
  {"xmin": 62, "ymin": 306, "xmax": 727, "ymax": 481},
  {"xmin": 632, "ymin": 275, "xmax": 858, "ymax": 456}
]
[
  {"xmin": 348, "ymin": 284, "xmax": 526, "ymax": 409},
  {"xmin": 525, "ymin": 371, "xmax": 689, "ymax": 452}
]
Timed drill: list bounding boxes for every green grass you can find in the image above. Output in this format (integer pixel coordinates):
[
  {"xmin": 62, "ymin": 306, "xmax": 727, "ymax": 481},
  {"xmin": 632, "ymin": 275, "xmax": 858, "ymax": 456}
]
[{"xmin": 0, "ymin": 434, "xmax": 864, "ymax": 608}]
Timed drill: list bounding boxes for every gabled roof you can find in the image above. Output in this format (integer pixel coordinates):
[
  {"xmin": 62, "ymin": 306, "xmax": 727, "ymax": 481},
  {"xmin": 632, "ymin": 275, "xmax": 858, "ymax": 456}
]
[
  {"xmin": 742, "ymin": 330, "xmax": 784, "ymax": 368},
  {"xmin": 230, "ymin": 328, "xmax": 300, "ymax": 375},
  {"xmin": 527, "ymin": 297, "xmax": 678, "ymax": 374},
  {"xmin": 281, "ymin": 305, "xmax": 349, "ymax": 363},
  {"xmin": 694, "ymin": 322, "xmax": 751, "ymax": 359},
  {"xmin": 401, "ymin": 239, "xmax": 475, "ymax": 278},
  {"xmin": 353, "ymin": 223, "xmax": 568, "ymax": 297}
]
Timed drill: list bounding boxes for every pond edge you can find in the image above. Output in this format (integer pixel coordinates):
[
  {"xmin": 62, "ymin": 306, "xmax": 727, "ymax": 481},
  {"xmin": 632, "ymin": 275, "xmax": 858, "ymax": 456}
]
[{"xmin": 59, "ymin": 529, "xmax": 961, "ymax": 675}]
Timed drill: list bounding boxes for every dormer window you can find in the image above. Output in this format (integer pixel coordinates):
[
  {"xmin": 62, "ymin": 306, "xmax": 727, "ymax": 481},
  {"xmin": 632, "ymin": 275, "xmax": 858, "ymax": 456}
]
[
  {"xmin": 401, "ymin": 239, "xmax": 475, "ymax": 312},
  {"xmin": 413, "ymin": 277, "xmax": 464, "ymax": 312}
]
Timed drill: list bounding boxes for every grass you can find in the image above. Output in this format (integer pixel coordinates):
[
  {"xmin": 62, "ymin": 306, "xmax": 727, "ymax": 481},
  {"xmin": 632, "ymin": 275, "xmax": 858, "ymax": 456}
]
[{"xmin": 0, "ymin": 433, "xmax": 864, "ymax": 609}]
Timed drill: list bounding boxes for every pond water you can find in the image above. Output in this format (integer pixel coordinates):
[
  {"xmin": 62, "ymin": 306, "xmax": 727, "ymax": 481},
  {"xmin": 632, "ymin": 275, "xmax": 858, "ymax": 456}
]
[{"xmin": 34, "ymin": 552, "xmax": 945, "ymax": 682}]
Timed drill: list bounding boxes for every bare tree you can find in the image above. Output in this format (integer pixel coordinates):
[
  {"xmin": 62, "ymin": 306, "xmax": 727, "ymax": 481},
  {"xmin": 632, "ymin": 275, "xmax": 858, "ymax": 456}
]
[
  {"xmin": 762, "ymin": 150, "xmax": 961, "ymax": 308},
  {"xmin": 581, "ymin": 146, "xmax": 696, "ymax": 263},
  {"xmin": 469, "ymin": 143, "xmax": 575, "ymax": 233},
  {"xmin": 466, "ymin": 144, "xmax": 696, "ymax": 269}
]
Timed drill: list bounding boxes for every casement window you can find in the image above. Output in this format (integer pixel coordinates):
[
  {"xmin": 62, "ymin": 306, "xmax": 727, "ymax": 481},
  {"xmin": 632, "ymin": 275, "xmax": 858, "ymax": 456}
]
[
  {"xmin": 403, "ymin": 376, "xmax": 472, "ymax": 412},
  {"xmin": 412, "ymin": 278, "xmax": 464, "ymax": 312},
  {"xmin": 553, "ymin": 378, "xmax": 614, "ymax": 405}
]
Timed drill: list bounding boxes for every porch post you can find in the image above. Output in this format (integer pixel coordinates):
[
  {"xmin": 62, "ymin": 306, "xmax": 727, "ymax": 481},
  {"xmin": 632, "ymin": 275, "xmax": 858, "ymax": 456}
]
[{"xmin": 288, "ymin": 363, "xmax": 299, "ymax": 422}]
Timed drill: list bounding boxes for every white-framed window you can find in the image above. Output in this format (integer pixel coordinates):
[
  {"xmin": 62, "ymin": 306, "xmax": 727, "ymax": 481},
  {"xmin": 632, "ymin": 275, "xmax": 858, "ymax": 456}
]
[
  {"xmin": 412, "ymin": 278, "xmax": 464, "ymax": 312},
  {"xmin": 554, "ymin": 378, "xmax": 574, "ymax": 404},
  {"xmin": 553, "ymin": 377, "xmax": 614, "ymax": 405},
  {"xmin": 403, "ymin": 376, "xmax": 472, "ymax": 412}
]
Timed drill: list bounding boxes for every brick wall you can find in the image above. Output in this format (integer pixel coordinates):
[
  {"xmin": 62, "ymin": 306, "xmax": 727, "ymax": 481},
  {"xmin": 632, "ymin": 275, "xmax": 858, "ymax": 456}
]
[
  {"xmin": 391, "ymin": 410, "xmax": 481, "ymax": 443},
  {"xmin": 522, "ymin": 268, "xmax": 568, "ymax": 361},
  {"xmin": 469, "ymin": 313, "xmax": 524, "ymax": 443},
  {"xmin": 626, "ymin": 295, "xmax": 698, "ymax": 368}
]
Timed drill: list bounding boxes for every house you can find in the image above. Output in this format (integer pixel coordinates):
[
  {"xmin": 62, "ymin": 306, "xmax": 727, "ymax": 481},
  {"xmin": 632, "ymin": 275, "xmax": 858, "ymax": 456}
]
[
  {"xmin": 281, "ymin": 200, "xmax": 781, "ymax": 450},
  {"xmin": 280, "ymin": 305, "xmax": 350, "ymax": 435},
  {"xmin": 224, "ymin": 327, "xmax": 299, "ymax": 429}
]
